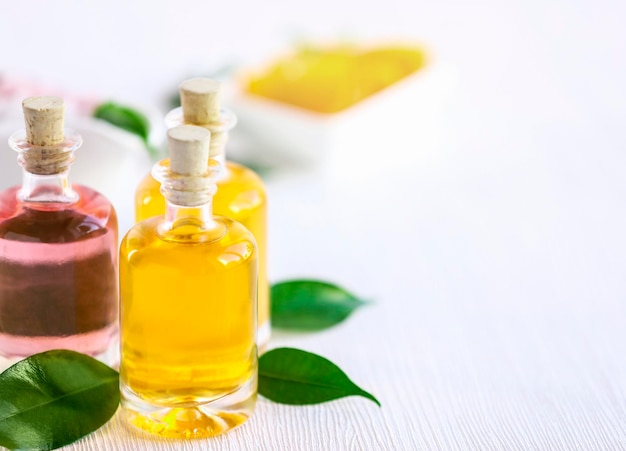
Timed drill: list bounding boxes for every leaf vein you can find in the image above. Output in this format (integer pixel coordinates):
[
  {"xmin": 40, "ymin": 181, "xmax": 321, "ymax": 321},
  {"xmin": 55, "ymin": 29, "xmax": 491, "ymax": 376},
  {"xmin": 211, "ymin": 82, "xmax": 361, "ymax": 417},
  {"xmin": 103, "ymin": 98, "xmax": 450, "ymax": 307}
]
[
  {"xmin": 259, "ymin": 370, "xmax": 350, "ymax": 391},
  {"xmin": 0, "ymin": 376, "xmax": 118, "ymax": 424}
]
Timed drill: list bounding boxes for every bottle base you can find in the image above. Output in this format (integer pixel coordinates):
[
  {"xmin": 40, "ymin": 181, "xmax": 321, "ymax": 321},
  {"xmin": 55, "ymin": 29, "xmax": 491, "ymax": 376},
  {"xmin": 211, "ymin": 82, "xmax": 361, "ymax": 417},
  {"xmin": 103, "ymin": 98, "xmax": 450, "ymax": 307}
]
[
  {"xmin": 121, "ymin": 375, "xmax": 257, "ymax": 439},
  {"xmin": 0, "ymin": 325, "xmax": 119, "ymax": 371}
]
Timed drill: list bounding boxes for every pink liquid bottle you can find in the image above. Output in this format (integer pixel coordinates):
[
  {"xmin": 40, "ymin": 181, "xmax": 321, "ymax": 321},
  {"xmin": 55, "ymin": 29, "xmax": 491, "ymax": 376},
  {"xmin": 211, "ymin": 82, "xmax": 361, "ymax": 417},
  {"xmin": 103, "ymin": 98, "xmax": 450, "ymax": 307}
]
[{"xmin": 0, "ymin": 97, "xmax": 118, "ymax": 367}]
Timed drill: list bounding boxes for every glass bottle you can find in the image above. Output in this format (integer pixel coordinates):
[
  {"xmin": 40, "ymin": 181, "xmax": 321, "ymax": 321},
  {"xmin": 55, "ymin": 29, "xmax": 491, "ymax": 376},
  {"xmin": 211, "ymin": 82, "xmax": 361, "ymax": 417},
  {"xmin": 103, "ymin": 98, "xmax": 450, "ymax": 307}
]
[
  {"xmin": 134, "ymin": 78, "xmax": 270, "ymax": 346},
  {"xmin": 120, "ymin": 125, "xmax": 258, "ymax": 438},
  {"xmin": 0, "ymin": 96, "xmax": 118, "ymax": 367}
]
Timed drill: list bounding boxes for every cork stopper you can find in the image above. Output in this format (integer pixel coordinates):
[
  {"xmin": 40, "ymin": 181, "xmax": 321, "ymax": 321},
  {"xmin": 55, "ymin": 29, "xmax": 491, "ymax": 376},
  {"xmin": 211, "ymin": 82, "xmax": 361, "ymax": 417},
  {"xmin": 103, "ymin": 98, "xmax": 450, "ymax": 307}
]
[
  {"xmin": 157, "ymin": 125, "xmax": 215, "ymax": 207},
  {"xmin": 179, "ymin": 78, "xmax": 221, "ymax": 125},
  {"xmin": 167, "ymin": 125, "xmax": 211, "ymax": 175},
  {"xmin": 23, "ymin": 96, "xmax": 65, "ymax": 146}
]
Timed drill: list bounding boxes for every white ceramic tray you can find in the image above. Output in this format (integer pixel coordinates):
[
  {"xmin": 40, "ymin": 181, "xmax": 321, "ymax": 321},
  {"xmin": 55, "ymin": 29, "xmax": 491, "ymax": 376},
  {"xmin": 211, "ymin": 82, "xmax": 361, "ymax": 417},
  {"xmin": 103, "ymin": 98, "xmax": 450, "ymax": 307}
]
[{"xmin": 226, "ymin": 54, "xmax": 456, "ymax": 180}]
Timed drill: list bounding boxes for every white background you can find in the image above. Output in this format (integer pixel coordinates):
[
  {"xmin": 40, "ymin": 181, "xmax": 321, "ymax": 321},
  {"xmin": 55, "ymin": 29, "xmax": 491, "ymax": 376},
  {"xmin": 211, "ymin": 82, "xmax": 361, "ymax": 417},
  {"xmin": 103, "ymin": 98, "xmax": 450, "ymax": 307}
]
[{"xmin": 1, "ymin": 0, "xmax": 626, "ymax": 449}]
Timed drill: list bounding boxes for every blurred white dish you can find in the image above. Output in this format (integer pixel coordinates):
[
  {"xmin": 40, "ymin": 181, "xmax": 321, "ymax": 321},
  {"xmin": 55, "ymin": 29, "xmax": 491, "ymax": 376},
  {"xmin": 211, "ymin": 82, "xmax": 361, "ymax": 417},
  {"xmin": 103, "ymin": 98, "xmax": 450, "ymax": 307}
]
[
  {"xmin": 0, "ymin": 116, "xmax": 153, "ymax": 237},
  {"xmin": 227, "ymin": 54, "xmax": 455, "ymax": 180}
]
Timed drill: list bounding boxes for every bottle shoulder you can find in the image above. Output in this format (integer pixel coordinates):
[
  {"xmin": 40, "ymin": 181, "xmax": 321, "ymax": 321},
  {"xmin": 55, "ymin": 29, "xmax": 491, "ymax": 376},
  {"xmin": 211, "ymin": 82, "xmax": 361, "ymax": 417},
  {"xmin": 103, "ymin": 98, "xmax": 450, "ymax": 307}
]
[
  {"xmin": 222, "ymin": 161, "xmax": 266, "ymax": 193},
  {"xmin": 214, "ymin": 162, "xmax": 267, "ymax": 221},
  {"xmin": 122, "ymin": 215, "xmax": 256, "ymax": 254},
  {"xmin": 0, "ymin": 184, "xmax": 115, "ymax": 208},
  {"xmin": 214, "ymin": 214, "xmax": 257, "ymax": 245},
  {"xmin": 73, "ymin": 184, "xmax": 117, "ymax": 211},
  {"xmin": 0, "ymin": 184, "xmax": 117, "ymax": 243},
  {"xmin": 136, "ymin": 170, "xmax": 159, "ymax": 192}
]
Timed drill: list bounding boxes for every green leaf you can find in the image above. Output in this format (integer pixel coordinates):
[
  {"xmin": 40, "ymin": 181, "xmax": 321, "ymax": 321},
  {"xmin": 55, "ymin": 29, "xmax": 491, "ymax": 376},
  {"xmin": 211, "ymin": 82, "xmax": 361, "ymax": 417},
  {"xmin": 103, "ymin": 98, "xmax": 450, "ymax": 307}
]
[
  {"xmin": 93, "ymin": 102, "xmax": 150, "ymax": 141},
  {"xmin": 259, "ymin": 347, "xmax": 380, "ymax": 406},
  {"xmin": 93, "ymin": 102, "xmax": 158, "ymax": 158},
  {"xmin": 271, "ymin": 280, "xmax": 367, "ymax": 331},
  {"xmin": 0, "ymin": 350, "xmax": 119, "ymax": 451}
]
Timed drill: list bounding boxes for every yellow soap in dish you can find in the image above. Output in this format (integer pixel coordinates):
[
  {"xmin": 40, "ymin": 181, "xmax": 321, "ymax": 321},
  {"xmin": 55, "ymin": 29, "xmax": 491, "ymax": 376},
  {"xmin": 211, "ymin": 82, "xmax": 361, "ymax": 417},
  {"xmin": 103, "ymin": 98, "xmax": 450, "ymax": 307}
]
[{"xmin": 245, "ymin": 44, "xmax": 427, "ymax": 114}]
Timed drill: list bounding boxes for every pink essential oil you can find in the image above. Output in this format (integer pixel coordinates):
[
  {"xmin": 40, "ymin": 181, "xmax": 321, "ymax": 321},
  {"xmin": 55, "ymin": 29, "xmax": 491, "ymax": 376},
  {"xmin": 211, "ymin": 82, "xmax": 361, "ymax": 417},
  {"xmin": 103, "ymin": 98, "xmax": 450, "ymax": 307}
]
[{"xmin": 0, "ymin": 97, "xmax": 118, "ymax": 367}]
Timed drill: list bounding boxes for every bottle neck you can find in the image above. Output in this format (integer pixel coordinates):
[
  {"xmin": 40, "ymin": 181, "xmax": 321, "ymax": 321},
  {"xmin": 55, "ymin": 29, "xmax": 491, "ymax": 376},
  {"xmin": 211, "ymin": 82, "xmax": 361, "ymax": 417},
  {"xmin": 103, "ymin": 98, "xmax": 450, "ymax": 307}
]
[
  {"xmin": 19, "ymin": 169, "xmax": 78, "ymax": 204},
  {"xmin": 164, "ymin": 199, "xmax": 214, "ymax": 227},
  {"xmin": 152, "ymin": 158, "xmax": 223, "ymax": 241},
  {"xmin": 9, "ymin": 128, "xmax": 82, "ymax": 206},
  {"xmin": 209, "ymin": 131, "xmax": 227, "ymax": 167},
  {"xmin": 158, "ymin": 200, "xmax": 226, "ymax": 242},
  {"xmin": 209, "ymin": 132, "xmax": 229, "ymax": 180}
]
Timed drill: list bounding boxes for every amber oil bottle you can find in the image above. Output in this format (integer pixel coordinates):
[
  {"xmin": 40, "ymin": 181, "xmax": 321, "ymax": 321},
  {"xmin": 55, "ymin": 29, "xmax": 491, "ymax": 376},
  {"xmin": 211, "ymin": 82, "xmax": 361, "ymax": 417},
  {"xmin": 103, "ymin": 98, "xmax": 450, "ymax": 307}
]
[{"xmin": 120, "ymin": 125, "xmax": 257, "ymax": 438}]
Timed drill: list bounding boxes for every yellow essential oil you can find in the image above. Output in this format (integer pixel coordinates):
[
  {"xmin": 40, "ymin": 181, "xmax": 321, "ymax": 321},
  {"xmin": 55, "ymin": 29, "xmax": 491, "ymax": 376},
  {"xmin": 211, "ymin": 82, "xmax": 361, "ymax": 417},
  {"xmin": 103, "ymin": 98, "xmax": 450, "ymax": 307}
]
[
  {"xmin": 135, "ymin": 78, "xmax": 270, "ymax": 346},
  {"xmin": 120, "ymin": 125, "xmax": 257, "ymax": 438}
]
